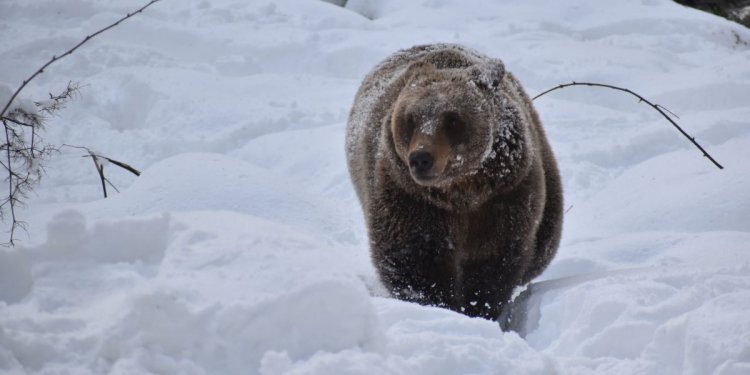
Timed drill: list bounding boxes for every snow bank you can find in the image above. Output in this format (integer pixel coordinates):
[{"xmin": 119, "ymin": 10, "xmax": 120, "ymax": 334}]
[{"xmin": 1, "ymin": 0, "xmax": 749, "ymax": 374}]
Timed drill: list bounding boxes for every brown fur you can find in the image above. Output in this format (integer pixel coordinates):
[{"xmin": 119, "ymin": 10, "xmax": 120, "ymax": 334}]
[{"xmin": 346, "ymin": 44, "xmax": 563, "ymax": 320}]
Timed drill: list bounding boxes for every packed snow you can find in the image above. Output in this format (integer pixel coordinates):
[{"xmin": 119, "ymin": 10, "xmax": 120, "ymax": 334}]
[{"xmin": 1, "ymin": 0, "xmax": 749, "ymax": 374}]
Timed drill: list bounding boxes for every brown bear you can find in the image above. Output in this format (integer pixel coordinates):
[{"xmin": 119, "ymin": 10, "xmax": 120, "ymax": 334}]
[{"xmin": 346, "ymin": 43, "xmax": 563, "ymax": 321}]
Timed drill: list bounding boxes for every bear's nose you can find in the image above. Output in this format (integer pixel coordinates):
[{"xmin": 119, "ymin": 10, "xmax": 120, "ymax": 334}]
[{"xmin": 408, "ymin": 151, "xmax": 434, "ymax": 174}]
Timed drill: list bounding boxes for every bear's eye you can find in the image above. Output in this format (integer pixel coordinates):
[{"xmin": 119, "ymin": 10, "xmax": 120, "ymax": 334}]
[
  {"xmin": 442, "ymin": 112, "xmax": 468, "ymax": 145},
  {"xmin": 399, "ymin": 112, "xmax": 417, "ymax": 144},
  {"xmin": 404, "ymin": 113, "xmax": 417, "ymax": 132}
]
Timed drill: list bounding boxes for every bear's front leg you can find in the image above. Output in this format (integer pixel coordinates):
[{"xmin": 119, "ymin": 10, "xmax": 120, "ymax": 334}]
[
  {"xmin": 368, "ymin": 186, "xmax": 458, "ymax": 308},
  {"xmin": 371, "ymin": 228, "xmax": 457, "ymax": 309},
  {"xmin": 458, "ymin": 252, "xmax": 528, "ymax": 321}
]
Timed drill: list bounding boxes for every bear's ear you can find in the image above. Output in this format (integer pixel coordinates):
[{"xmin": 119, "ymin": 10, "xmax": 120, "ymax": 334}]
[
  {"xmin": 402, "ymin": 61, "xmax": 436, "ymax": 85},
  {"xmin": 470, "ymin": 58, "xmax": 505, "ymax": 90}
]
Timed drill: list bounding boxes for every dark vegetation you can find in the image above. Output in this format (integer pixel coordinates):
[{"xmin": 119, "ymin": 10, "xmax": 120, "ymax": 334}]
[{"xmin": 675, "ymin": 0, "xmax": 750, "ymax": 27}]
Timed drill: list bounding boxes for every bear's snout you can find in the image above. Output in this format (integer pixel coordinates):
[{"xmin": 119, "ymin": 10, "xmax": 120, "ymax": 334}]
[
  {"xmin": 408, "ymin": 151, "xmax": 434, "ymax": 175},
  {"xmin": 406, "ymin": 131, "xmax": 450, "ymax": 185}
]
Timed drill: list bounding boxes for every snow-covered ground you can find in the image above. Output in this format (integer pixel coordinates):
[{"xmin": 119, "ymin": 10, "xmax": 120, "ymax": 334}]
[{"xmin": 1, "ymin": 0, "xmax": 749, "ymax": 373}]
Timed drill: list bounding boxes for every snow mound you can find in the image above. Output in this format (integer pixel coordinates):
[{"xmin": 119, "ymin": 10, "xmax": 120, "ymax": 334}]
[{"xmin": 100, "ymin": 281, "xmax": 379, "ymax": 374}]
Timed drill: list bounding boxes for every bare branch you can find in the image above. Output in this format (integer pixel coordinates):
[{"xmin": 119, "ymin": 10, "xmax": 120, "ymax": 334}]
[
  {"xmin": 3, "ymin": 122, "xmax": 19, "ymax": 245},
  {"xmin": 0, "ymin": 116, "xmax": 35, "ymax": 128},
  {"xmin": 0, "ymin": 0, "xmax": 163, "ymax": 118},
  {"xmin": 62, "ymin": 144, "xmax": 141, "ymax": 176},
  {"xmin": 655, "ymin": 104, "xmax": 680, "ymax": 120},
  {"xmin": 105, "ymin": 178, "xmax": 121, "ymax": 194},
  {"xmin": 532, "ymin": 81, "xmax": 724, "ymax": 170},
  {"xmin": 0, "ymin": 0, "xmax": 160, "ymax": 245},
  {"xmin": 98, "ymin": 156, "xmax": 141, "ymax": 176},
  {"xmin": 61, "ymin": 144, "xmax": 141, "ymax": 198},
  {"xmin": 36, "ymin": 82, "xmax": 80, "ymax": 114},
  {"xmin": 89, "ymin": 153, "xmax": 108, "ymax": 198}
]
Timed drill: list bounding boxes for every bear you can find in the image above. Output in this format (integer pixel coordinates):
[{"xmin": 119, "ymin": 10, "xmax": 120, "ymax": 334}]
[{"xmin": 345, "ymin": 43, "xmax": 563, "ymax": 321}]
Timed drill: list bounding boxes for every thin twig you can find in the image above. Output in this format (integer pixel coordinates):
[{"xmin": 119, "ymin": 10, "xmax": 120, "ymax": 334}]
[
  {"xmin": 89, "ymin": 153, "xmax": 108, "ymax": 198},
  {"xmin": 0, "ymin": 117, "xmax": 35, "ymax": 128},
  {"xmin": 35, "ymin": 82, "xmax": 80, "ymax": 114},
  {"xmin": 62, "ymin": 144, "xmax": 140, "ymax": 176},
  {"xmin": 3, "ymin": 123, "xmax": 18, "ymax": 245},
  {"xmin": 655, "ymin": 104, "xmax": 680, "ymax": 120},
  {"xmin": 98, "ymin": 156, "xmax": 141, "ymax": 176},
  {"xmin": 30, "ymin": 125, "xmax": 36, "ymax": 159},
  {"xmin": 0, "ymin": 0, "xmax": 162, "ymax": 118},
  {"xmin": 62, "ymin": 144, "xmax": 141, "ymax": 198},
  {"xmin": 105, "ymin": 178, "xmax": 121, "ymax": 194},
  {"xmin": 532, "ymin": 81, "xmax": 724, "ymax": 170}
]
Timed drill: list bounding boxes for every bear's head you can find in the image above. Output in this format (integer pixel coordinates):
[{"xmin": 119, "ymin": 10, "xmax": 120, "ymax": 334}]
[{"xmin": 389, "ymin": 58, "xmax": 531, "ymax": 196}]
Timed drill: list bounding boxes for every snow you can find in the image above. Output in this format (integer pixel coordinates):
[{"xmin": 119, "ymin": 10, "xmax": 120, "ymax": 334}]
[
  {"xmin": 0, "ymin": 0, "xmax": 749, "ymax": 374},
  {"xmin": 0, "ymin": 84, "xmax": 38, "ymax": 117}
]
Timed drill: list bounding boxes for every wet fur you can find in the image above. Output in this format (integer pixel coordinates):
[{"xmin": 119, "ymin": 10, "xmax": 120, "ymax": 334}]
[{"xmin": 346, "ymin": 44, "xmax": 563, "ymax": 320}]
